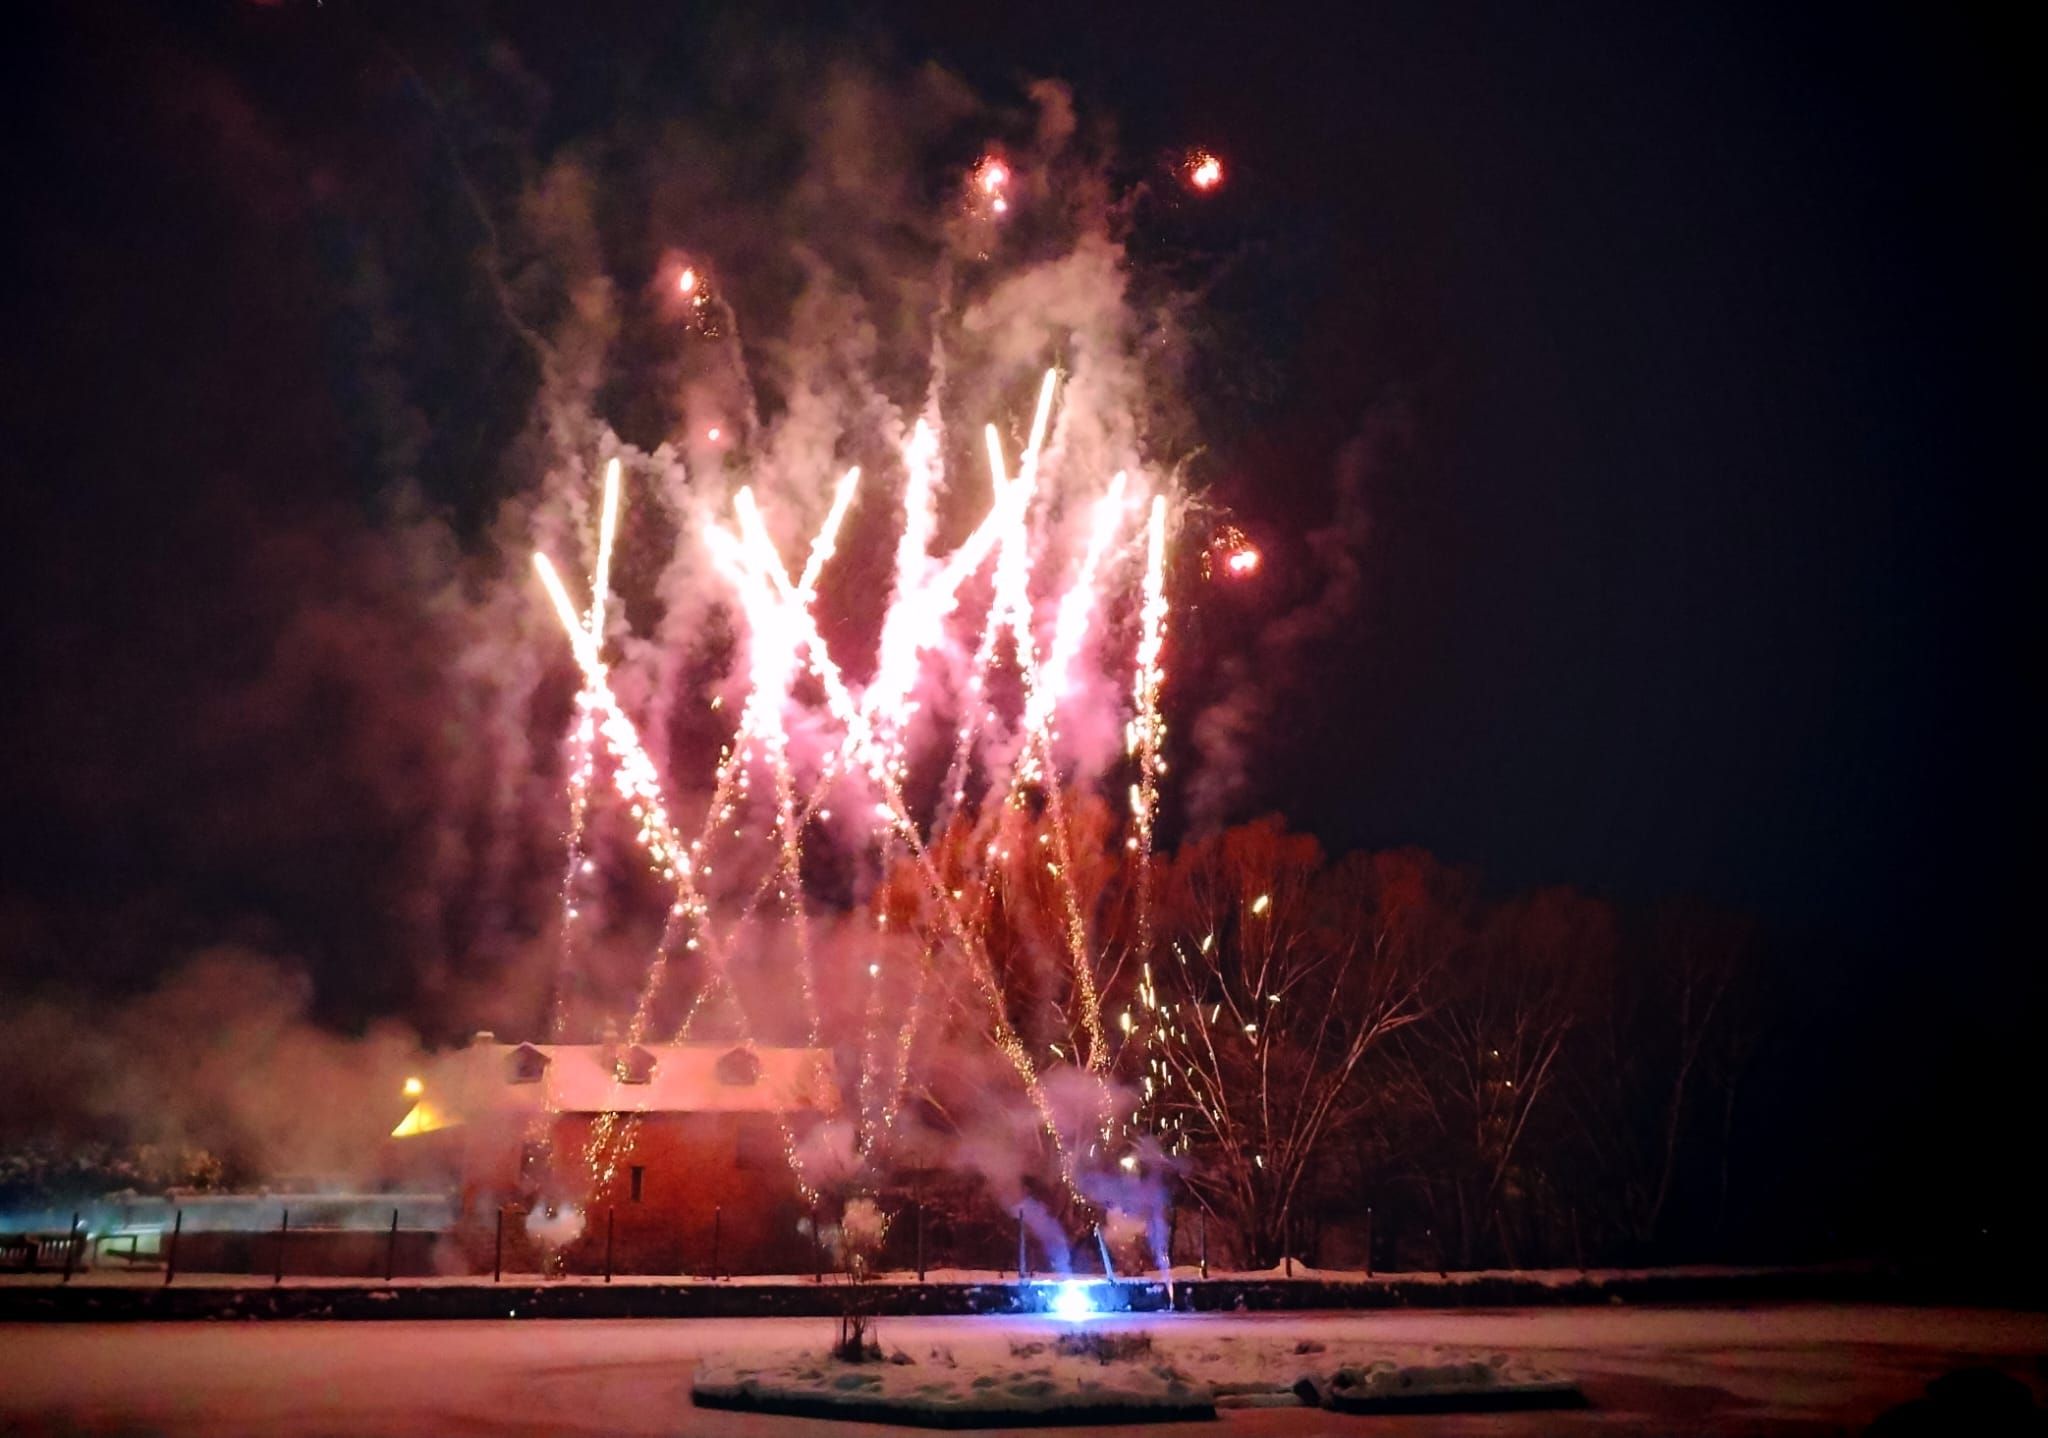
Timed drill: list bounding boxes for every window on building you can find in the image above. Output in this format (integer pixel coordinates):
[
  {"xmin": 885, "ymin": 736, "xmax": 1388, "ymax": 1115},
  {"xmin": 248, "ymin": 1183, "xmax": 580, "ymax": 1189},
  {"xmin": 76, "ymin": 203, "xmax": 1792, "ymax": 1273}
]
[
  {"xmin": 629, "ymin": 1165, "xmax": 645, "ymax": 1202},
  {"xmin": 507, "ymin": 1044, "xmax": 550, "ymax": 1085},
  {"xmin": 615, "ymin": 1045, "xmax": 656, "ymax": 1084},
  {"xmin": 715, "ymin": 1046, "xmax": 761, "ymax": 1087}
]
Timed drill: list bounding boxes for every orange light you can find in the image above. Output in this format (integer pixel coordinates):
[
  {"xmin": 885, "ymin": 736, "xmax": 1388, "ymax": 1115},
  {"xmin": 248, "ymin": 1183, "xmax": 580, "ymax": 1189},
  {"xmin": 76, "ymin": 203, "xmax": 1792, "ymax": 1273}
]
[
  {"xmin": 707, "ymin": 426, "xmax": 722, "ymax": 442},
  {"xmin": 401, "ymin": 1076, "xmax": 424, "ymax": 1098},
  {"xmin": 1187, "ymin": 150, "xmax": 1224, "ymax": 191},
  {"xmin": 978, "ymin": 158, "xmax": 1009, "ymax": 195},
  {"xmin": 678, "ymin": 267, "xmax": 698, "ymax": 296},
  {"xmin": 1225, "ymin": 547, "xmax": 1260, "ymax": 575}
]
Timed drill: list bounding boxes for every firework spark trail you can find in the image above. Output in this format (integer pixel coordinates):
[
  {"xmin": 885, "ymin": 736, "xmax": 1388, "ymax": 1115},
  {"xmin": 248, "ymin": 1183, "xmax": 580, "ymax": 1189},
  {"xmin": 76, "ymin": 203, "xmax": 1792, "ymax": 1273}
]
[
  {"xmin": 716, "ymin": 492, "xmax": 827, "ymax": 1053},
  {"xmin": 536, "ymin": 551, "xmax": 818, "ymax": 1195},
  {"xmin": 549, "ymin": 481, "xmax": 1079, "ymax": 1193},
  {"xmin": 1025, "ymin": 473, "xmax": 1131, "ymax": 1075},
  {"xmin": 535, "ymin": 358, "xmax": 1174, "ymax": 1209},
  {"xmin": 866, "ymin": 420, "xmax": 942, "ymax": 775},
  {"xmin": 714, "ymin": 496, "xmax": 1082, "ymax": 1171},
  {"xmin": 590, "ymin": 458, "xmax": 622, "ymax": 637},
  {"xmin": 878, "ymin": 953, "xmax": 931, "ymax": 1144},
  {"xmin": 916, "ymin": 374, "xmax": 1120, "ymax": 1076},
  {"xmin": 1128, "ymin": 497, "xmax": 1171, "ymax": 952},
  {"xmin": 937, "ymin": 376, "xmax": 1055, "ymax": 827}
]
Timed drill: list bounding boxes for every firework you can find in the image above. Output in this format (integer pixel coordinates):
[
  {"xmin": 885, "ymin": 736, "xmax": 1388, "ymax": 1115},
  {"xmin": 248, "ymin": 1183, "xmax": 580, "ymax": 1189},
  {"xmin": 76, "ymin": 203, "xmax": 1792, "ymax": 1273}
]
[
  {"xmin": 1184, "ymin": 149, "xmax": 1224, "ymax": 192},
  {"xmin": 971, "ymin": 154, "xmax": 1013, "ymax": 217},
  {"xmin": 534, "ymin": 352, "xmax": 1183, "ymax": 1206},
  {"xmin": 1207, "ymin": 523, "xmax": 1260, "ymax": 579}
]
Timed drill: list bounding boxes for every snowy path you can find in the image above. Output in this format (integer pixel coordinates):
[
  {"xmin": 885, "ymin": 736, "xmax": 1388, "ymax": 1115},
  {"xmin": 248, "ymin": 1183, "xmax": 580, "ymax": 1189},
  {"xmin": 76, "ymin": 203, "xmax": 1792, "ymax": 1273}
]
[{"xmin": 3, "ymin": 1304, "xmax": 2042, "ymax": 1435}]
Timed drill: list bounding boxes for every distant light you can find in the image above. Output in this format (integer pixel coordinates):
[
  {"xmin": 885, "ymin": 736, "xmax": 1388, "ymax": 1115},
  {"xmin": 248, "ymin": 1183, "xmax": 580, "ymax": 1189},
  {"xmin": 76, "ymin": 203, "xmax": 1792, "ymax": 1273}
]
[
  {"xmin": 868, "ymin": 962, "xmax": 881, "ymax": 978},
  {"xmin": 978, "ymin": 158, "xmax": 1009, "ymax": 195},
  {"xmin": 1225, "ymin": 547, "xmax": 1260, "ymax": 576},
  {"xmin": 1250, "ymin": 893, "xmax": 1271, "ymax": 916},
  {"xmin": 1118, "ymin": 1154, "xmax": 1138, "ymax": 1173},
  {"xmin": 1050, "ymin": 1281, "xmax": 1097, "ymax": 1322},
  {"xmin": 678, "ymin": 267, "xmax": 698, "ymax": 295},
  {"xmin": 402, "ymin": 1076, "xmax": 424, "ymax": 1098},
  {"xmin": 991, "ymin": 197, "xmax": 1008, "ymax": 214},
  {"xmin": 707, "ymin": 426, "xmax": 722, "ymax": 442}
]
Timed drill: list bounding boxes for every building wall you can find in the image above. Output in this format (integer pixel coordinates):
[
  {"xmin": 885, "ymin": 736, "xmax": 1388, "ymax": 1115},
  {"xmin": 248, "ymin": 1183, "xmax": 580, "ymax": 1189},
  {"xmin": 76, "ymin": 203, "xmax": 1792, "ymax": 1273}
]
[{"xmin": 447, "ymin": 1111, "xmax": 819, "ymax": 1275}]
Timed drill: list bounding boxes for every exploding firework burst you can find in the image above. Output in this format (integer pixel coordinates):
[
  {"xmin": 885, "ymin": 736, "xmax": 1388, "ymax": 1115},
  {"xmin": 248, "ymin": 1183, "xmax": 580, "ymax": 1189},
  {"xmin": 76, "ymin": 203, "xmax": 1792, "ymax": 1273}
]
[{"xmin": 1183, "ymin": 149, "xmax": 1224, "ymax": 192}]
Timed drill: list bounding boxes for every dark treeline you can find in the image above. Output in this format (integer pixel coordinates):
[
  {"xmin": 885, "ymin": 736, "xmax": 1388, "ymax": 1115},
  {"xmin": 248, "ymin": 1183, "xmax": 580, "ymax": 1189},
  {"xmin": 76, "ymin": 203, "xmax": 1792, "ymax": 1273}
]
[{"xmin": 896, "ymin": 810, "xmax": 2030, "ymax": 1279}]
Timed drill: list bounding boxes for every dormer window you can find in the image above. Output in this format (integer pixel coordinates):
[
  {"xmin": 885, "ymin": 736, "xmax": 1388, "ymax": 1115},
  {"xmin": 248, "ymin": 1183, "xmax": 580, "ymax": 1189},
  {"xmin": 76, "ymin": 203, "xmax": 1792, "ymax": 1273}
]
[
  {"xmin": 714, "ymin": 1046, "xmax": 761, "ymax": 1087},
  {"xmin": 615, "ymin": 1045, "xmax": 656, "ymax": 1084},
  {"xmin": 507, "ymin": 1044, "xmax": 550, "ymax": 1085}
]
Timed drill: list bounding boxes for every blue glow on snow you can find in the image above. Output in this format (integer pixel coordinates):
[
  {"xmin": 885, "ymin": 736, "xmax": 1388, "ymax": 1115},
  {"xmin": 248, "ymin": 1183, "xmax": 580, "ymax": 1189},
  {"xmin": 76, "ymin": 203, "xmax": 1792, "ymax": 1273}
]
[{"xmin": 1049, "ymin": 1280, "xmax": 1098, "ymax": 1322}]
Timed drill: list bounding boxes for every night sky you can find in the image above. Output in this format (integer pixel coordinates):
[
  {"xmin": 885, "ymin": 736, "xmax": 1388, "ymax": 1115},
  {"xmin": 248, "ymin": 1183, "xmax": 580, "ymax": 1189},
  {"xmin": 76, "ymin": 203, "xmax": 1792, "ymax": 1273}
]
[{"xmin": 1, "ymin": 0, "xmax": 2030, "ymax": 1057}]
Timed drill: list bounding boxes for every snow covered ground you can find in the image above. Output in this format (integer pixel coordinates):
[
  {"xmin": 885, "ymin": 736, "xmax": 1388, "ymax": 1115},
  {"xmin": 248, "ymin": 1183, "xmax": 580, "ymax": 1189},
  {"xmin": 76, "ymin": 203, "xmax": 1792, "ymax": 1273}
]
[{"xmin": 2, "ymin": 1304, "xmax": 2042, "ymax": 1435}]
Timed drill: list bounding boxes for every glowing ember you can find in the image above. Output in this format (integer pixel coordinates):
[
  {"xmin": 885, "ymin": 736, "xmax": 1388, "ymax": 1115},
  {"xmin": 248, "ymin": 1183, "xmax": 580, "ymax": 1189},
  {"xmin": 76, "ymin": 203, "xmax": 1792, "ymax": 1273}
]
[
  {"xmin": 1186, "ymin": 150, "xmax": 1224, "ymax": 191},
  {"xmin": 977, "ymin": 157, "xmax": 1009, "ymax": 195},
  {"xmin": 678, "ymin": 266, "xmax": 698, "ymax": 295},
  {"xmin": 1207, "ymin": 524, "xmax": 1260, "ymax": 579}
]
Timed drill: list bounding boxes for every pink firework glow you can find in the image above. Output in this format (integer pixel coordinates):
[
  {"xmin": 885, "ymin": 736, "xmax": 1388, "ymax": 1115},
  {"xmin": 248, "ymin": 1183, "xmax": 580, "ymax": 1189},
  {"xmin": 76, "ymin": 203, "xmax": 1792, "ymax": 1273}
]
[{"xmin": 532, "ymin": 364, "xmax": 1179, "ymax": 1207}]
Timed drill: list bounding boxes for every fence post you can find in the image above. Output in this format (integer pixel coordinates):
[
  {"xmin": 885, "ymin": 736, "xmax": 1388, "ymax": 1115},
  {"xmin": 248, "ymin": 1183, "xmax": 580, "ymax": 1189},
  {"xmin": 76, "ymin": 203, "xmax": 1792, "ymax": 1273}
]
[
  {"xmin": 812, "ymin": 1202, "xmax": 823, "ymax": 1284},
  {"xmin": 914, "ymin": 1172, "xmax": 925, "ymax": 1284},
  {"xmin": 386, "ymin": 1208, "xmax": 400, "ymax": 1283},
  {"xmin": 1199, "ymin": 1210, "xmax": 1208, "ymax": 1280},
  {"xmin": 164, "ymin": 1208, "xmax": 182, "ymax": 1287},
  {"xmin": 1016, "ymin": 1208, "xmax": 1027, "ymax": 1280},
  {"xmin": 61, "ymin": 1212, "xmax": 80, "ymax": 1283},
  {"xmin": 1283, "ymin": 1213, "xmax": 1293, "ymax": 1278},
  {"xmin": 493, "ymin": 1207, "xmax": 505, "ymax": 1283},
  {"xmin": 1364, "ymin": 1205, "xmax": 1373, "ymax": 1279},
  {"xmin": 712, "ymin": 1205, "xmax": 722, "ymax": 1281},
  {"xmin": 604, "ymin": 1207, "xmax": 615, "ymax": 1283},
  {"xmin": 274, "ymin": 1208, "xmax": 289, "ymax": 1285}
]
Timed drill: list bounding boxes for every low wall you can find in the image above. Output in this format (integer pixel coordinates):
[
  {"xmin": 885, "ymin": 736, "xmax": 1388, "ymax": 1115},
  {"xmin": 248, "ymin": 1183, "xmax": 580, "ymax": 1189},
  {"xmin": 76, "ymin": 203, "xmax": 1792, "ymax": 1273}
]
[{"xmin": 2, "ymin": 1264, "xmax": 2037, "ymax": 1322}]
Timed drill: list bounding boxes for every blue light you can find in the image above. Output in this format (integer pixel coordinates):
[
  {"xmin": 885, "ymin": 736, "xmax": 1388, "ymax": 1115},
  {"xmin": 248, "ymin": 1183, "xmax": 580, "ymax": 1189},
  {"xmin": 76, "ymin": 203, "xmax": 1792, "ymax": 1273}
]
[{"xmin": 1049, "ymin": 1280, "xmax": 1097, "ymax": 1322}]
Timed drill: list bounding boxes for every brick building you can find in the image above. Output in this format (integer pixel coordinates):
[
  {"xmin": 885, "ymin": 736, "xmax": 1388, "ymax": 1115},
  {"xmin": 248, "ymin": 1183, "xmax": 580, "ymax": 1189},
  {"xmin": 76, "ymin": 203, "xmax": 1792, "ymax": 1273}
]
[{"xmin": 388, "ymin": 1035, "xmax": 840, "ymax": 1275}]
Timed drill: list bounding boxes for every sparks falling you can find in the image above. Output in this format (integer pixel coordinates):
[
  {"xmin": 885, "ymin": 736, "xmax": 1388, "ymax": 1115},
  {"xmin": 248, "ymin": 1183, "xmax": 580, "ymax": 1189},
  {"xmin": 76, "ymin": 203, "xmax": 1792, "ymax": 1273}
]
[{"xmin": 533, "ymin": 366, "xmax": 1179, "ymax": 1205}]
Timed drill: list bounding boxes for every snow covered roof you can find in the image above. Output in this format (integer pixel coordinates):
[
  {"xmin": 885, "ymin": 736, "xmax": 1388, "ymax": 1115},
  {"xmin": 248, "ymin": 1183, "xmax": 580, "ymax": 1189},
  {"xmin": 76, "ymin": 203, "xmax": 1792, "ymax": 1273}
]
[{"xmin": 392, "ymin": 1040, "xmax": 839, "ymax": 1136}]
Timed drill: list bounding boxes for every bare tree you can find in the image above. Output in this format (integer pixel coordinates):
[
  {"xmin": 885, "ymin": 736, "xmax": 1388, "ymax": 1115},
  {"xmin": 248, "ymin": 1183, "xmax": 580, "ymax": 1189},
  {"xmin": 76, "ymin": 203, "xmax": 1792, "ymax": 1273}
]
[
  {"xmin": 1133, "ymin": 820, "xmax": 1433, "ymax": 1267},
  {"xmin": 1387, "ymin": 886, "xmax": 1609, "ymax": 1267},
  {"xmin": 1566, "ymin": 902, "xmax": 1761, "ymax": 1255}
]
